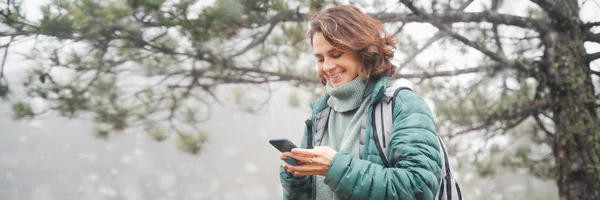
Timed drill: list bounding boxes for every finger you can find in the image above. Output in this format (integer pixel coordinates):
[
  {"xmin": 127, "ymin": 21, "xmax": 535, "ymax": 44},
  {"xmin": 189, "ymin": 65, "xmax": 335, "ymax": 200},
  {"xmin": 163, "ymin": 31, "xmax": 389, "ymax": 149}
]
[
  {"xmin": 290, "ymin": 152, "xmax": 326, "ymax": 165},
  {"xmin": 292, "ymin": 172, "xmax": 305, "ymax": 177},
  {"xmin": 282, "ymin": 162, "xmax": 289, "ymax": 170},
  {"xmin": 280, "ymin": 152, "xmax": 289, "ymax": 160},
  {"xmin": 282, "ymin": 162, "xmax": 298, "ymax": 174},
  {"xmin": 291, "ymin": 163, "xmax": 318, "ymax": 170},
  {"xmin": 291, "ymin": 148, "xmax": 321, "ymax": 157},
  {"xmin": 292, "ymin": 163, "xmax": 329, "ymax": 177},
  {"xmin": 294, "ymin": 170, "xmax": 320, "ymax": 177},
  {"xmin": 292, "ymin": 166, "xmax": 323, "ymax": 177},
  {"xmin": 281, "ymin": 152, "xmax": 299, "ymax": 159},
  {"xmin": 281, "ymin": 152, "xmax": 300, "ymax": 162},
  {"xmin": 283, "ymin": 153, "xmax": 312, "ymax": 164}
]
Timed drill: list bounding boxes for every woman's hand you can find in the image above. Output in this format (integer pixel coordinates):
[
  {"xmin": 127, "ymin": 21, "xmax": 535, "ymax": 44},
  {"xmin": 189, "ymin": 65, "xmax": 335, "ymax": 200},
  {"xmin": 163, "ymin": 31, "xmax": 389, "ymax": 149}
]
[{"xmin": 280, "ymin": 146, "xmax": 337, "ymax": 177}]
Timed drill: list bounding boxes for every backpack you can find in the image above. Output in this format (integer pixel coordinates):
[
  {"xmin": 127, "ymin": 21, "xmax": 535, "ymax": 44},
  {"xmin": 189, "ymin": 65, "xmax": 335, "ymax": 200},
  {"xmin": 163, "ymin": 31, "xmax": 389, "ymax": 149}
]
[{"xmin": 373, "ymin": 86, "xmax": 463, "ymax": 200}]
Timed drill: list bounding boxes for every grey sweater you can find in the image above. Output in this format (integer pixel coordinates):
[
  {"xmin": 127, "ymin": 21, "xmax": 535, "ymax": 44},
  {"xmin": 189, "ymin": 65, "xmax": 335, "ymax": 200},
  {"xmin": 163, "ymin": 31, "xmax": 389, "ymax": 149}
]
[{"xmin": 316, "ymin": 77, "xmax": 373, "ymax": 200}]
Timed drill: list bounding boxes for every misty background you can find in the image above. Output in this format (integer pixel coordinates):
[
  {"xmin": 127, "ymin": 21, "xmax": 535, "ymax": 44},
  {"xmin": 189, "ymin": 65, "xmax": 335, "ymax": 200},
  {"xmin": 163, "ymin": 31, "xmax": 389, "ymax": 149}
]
[{"xmin": 2, "ymin": 0, "xmax": 600, "ymax": 199}]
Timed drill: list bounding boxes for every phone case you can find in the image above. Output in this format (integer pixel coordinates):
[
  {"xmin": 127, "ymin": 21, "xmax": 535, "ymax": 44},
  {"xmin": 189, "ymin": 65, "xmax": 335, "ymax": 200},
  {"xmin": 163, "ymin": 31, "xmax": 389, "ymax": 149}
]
[{"xmin": 269, "ymin": 139, "xmax": 299, "ymax": 166}]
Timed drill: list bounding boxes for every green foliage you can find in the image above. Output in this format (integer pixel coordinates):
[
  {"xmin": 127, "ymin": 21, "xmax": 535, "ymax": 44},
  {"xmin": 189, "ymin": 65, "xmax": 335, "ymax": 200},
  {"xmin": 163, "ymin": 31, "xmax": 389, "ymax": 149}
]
[
  {"xmin": 11, "ymin": 100, "xmax": 34, "ymax": 120},
  {"xmin": 272, "ymin": 0, "xmax": 288, "ymax": 11},
  {"xmin": 147, "ymin": 124, "xmax": 169, "ymax": 142},
  {"xmin": 0, "ymin": 4, "xmax": 597, "ymax": 198},
  {"xmin": 93, "ymin": 125, "xmax": 111, "ymax": 140},
  {"xmin": 3, "ymin": 0, "xmax": 298, "ymax": 154},
  {"xmin": 37, "ymin": 2, "xmax": 76, "ymax": 39},
  {"xmin": 176, "ymin": 131, "xmax": 209, "ymax": 154},
  {"xmin": 475, "ymin": 157, "xmax": 497, "ymax": 177}
]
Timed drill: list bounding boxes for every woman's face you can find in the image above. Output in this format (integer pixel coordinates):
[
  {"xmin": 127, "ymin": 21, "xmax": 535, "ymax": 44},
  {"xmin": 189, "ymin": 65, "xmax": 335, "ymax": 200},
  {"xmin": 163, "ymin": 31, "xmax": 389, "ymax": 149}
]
[{"xmin": 312, "ymin": 32, "xmax": 363, "ymax": 88}]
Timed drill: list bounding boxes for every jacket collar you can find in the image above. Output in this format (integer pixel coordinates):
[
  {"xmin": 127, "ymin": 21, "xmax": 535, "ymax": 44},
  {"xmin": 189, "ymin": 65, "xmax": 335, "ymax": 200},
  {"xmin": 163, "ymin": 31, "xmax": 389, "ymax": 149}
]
[{"xmin": 310, "ymin": 77, "xmax": 389, "ymax": 115}]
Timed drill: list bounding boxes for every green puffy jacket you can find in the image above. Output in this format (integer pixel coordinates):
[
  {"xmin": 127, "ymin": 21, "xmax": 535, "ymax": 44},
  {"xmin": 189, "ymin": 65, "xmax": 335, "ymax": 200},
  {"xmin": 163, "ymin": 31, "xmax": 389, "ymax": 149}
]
[{"xmin": 280, "ymin": 77, "xmax": 442, "ymax": 200}]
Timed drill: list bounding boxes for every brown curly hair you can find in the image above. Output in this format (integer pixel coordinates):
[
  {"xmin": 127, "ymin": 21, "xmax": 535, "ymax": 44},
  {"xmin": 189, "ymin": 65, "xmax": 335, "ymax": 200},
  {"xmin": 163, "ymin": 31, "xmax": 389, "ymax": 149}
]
[{"xmin": 307, "ymin": 5, "xmax": 397, "ymax": 85}]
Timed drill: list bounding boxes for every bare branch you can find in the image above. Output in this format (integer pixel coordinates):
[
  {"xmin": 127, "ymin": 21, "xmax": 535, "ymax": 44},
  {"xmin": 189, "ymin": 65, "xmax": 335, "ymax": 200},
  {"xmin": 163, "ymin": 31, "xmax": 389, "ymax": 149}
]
[
  {"xmin": 533, "ymin": 113, "xmax": 555, "ymax": 138},
  {"xmin": 530, "ymin": 0, "xmax": 569, "ymax": 28},
  {"xmin": 377, "ymin": 11, "xmax": 549, "ymax": 32},
  {"xmin": 0, "ymin": 36, "xmax": 14, "ymax": 79},
  {"xmin": 583, "ymin": 21, "xmax": 600, "ymax": 29},
  {"xmin": 398, "ymin": 0, "xmax": 524, "ymax": 71},
  {"xmin": 587, "ymin": 52, "xmax": 600, "ymax": 64},
  {"xmin": 396, "ymin": 64, "xmax": 500, "ymax": 79},
  {"xmin": 280, "ymin": 10, "xmax": 549, "ymax": 32},
  {"xmin": 0, "ymin": 31, "xmax": 30, "ymax": 37},
  {"xmin": 222, "ymin": 63, "xmax": 317, "ymax": 84},
  {"xmin": 458, "ymin": 0, "xmax": 476, "ymax": 10},
  {"xmin": 231, "ymin": 12, "xmax": 285, "ymax": 57},
  {"xmin": 398, "ymin": 32, "xmax": 445, "ymax": 70},
  {"xmin": 396, "ymin": 0, "xmax": 475, "ymax": 71},
  {"xmin": 587, "ymin": 31, "xmax": 600, "ymax": 43},
  {"xmin": 492, "ymin": 24, "xmax": 505, "ymax": 53}
]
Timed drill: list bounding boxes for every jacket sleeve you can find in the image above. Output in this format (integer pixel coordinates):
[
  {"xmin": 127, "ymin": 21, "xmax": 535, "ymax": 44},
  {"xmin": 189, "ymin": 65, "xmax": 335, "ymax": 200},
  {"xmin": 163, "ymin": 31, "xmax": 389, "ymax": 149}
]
[
  {"xmin": 280, "ymin": 123, "xmax": 313, "ymax": 200},
  {"xmin": 322, "ymin": 90, "xmax": 442, "ymax": 200}
]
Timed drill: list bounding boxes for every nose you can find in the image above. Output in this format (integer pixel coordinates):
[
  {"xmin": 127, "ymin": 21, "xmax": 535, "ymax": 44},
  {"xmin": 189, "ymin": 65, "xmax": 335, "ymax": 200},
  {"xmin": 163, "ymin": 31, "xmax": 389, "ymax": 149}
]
[{"xmin": 322, "ymin": 60, "xmax": 335, "ymax": 72}]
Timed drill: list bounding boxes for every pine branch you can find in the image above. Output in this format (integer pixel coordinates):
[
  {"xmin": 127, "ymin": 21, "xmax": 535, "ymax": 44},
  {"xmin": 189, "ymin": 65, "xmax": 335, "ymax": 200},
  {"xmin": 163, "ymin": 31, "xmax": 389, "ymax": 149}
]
[
  {"xmin": 449, "ymin": 98, "xmax": 553, "ymax": 138},
  {"xmin": 487, "ymin": 98, "xmax": 553, "ymax": 122}
]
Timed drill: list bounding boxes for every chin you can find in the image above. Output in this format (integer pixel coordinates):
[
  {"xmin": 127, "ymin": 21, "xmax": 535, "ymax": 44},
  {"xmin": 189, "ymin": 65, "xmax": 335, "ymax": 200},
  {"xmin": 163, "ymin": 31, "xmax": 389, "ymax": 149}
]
[{"xmin": 331, "ymin": 80, "xmax": 350, "ymax": 88}]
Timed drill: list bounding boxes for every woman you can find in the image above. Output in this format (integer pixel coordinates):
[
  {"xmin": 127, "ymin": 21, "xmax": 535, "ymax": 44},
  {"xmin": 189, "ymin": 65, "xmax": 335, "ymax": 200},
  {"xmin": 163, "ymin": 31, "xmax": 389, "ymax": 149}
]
[{"xmin": 279, "ymin": 5, "xmax": 442, "ymax": 200}]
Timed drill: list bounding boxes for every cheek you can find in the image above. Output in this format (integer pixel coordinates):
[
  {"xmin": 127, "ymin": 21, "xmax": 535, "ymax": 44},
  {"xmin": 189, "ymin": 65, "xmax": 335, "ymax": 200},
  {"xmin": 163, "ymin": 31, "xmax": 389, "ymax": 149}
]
[
  {"xmin": 340, "ymin": 53, "xmax": 362, "ymax": 69},
  {"xmin": 346, "ymin": 59, "xmax": 363, "ymax": 74},
  {"xmin": 316, "ymin": 64, "xmax": 326, "ymax": 77}
]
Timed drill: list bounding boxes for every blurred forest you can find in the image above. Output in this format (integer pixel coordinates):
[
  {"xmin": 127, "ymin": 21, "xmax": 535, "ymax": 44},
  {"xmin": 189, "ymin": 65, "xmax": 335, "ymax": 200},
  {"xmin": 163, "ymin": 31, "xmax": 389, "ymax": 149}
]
[{"xmin": 1, "ymin": 0, "xmax": 600, "ymax": 199}]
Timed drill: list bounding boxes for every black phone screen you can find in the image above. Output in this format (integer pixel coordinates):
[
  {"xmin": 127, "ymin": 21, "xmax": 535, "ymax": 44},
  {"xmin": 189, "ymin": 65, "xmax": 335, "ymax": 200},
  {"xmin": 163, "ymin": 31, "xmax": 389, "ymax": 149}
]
[{"xmin": 269, "ymin": 139, "xmax": 297, "ymax": 152}]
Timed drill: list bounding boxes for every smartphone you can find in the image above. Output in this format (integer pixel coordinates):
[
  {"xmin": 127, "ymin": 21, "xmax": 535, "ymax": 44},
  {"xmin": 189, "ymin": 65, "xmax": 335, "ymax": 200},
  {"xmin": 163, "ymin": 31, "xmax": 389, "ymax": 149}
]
[{"xmin": 269, "ymin": 138, "xmax": 299, "ymax": 166}]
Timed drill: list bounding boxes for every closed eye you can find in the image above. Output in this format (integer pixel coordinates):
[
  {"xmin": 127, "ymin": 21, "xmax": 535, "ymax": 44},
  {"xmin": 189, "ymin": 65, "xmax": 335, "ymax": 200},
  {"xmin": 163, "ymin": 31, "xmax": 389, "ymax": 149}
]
[{"xmin": 330, "ymin": 51, "xmax": 343, "ymax": 58}]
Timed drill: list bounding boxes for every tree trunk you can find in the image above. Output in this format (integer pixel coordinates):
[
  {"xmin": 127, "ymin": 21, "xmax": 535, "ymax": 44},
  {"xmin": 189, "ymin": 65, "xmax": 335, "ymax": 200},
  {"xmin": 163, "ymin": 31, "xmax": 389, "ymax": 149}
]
[{"xmin": 546, "ymin": 1, "xmax": 600, "ymax": 199}]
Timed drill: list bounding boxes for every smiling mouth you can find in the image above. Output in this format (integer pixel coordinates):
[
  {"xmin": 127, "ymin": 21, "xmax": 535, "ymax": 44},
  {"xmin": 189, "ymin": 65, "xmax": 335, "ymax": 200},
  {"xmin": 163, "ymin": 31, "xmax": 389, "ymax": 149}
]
[{"xmin": 329, "ymin": 71, "xmax": 345, "ymax": 82}]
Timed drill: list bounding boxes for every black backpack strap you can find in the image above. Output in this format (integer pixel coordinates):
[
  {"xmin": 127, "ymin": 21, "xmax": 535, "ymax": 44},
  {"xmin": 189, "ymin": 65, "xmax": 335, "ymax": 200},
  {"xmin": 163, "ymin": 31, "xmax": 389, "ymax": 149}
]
[
  {"xmin": 370, "ymin": 86, "xmax": 412, "ymax": 167},
  {"xmin": 435, "ymin": 134, "xmax": 462, "ymax": 200}
]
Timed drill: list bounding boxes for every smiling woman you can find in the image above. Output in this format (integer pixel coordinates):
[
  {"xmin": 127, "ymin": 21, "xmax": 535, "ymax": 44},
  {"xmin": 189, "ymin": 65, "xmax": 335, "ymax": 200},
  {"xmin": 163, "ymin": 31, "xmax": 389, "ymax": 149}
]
[
  {"xmin": 311, "ymin": 32, "xmax": 363, "ymax": 88},
  {"xmin": 307, "ymin": 5, "xmax": 397, "ymax": 87},
  {"xmin": 278, "ymin": 5, "xmax": 443, "ymax": 200}
]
